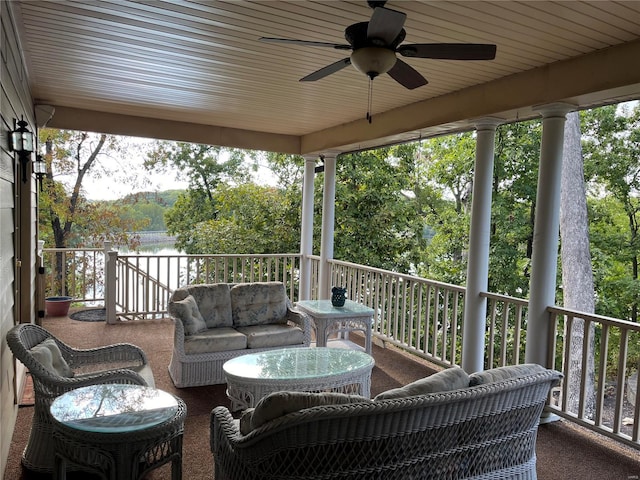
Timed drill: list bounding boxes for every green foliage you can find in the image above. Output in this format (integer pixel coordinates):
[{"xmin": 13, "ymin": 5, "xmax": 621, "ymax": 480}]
[
  {"xmin": 334, "ymin": 145, "xmax": 426, "ymax": 272},
  {"xmin": 582, "ymin": 103, "xmax": 640, "ymax": 322},
  {"xmin": 189, "ymin": 183, "xmax": 300, "ymax": 254}
]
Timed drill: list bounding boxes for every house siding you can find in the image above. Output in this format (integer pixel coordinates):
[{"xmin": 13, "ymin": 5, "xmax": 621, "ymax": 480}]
[{"xmin": 1, "ymin": 0, "xmax": 36, "ymax": 475}]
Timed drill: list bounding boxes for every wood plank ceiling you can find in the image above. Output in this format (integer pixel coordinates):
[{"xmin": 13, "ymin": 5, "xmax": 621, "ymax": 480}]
[{"xmin": 12, "ymin": 0, "xmax": 640, "ymax": 155}]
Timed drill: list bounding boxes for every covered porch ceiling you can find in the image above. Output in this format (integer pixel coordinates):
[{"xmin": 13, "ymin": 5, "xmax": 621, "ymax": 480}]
[{"xmin": 12, "ymin": 0, "xmax": 640, "ymax": 155}]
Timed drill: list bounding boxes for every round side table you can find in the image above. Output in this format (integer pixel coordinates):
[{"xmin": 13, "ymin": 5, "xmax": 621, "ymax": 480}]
[{"xmin": 50, "ymin": 384, "xmax": 187, "ymax": 480}]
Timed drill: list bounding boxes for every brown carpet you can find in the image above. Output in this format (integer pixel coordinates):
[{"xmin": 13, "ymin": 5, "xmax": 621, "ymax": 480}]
[{"xmin": 4, "ymin": 316, "xmax": 640, "ymax": 479}]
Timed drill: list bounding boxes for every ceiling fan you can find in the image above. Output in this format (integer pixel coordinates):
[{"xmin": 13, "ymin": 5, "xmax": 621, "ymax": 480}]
[{"xmin": 259, "ymin": 1, "xmax": 497, "ymax": 90}]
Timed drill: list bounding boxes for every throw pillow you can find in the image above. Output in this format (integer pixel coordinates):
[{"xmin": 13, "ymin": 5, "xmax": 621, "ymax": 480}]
[
  {"xmin": 374, "ymin": 367, "xmax": 469, "ymax": 400},
  {"xmin": 468, "ymin": 363, "xmax": 546, "ymax": 386},
  {"xmin": 249, "ymin": 391, "xmax": 371, "ymax": 432},
  {"xmin": 186, "ymin": 284, "xmax": 233, "ymax": 328},
  {"xmin": 169, "ymin": 295, "xmax": 207, "ymax": 335},
  {"xmin": 30, "ymin": 338, "xmax": 74, "ymax": 377},
  {"xmin": 239, "ymin": 408, "xmax": 255, "ymax": 435}
]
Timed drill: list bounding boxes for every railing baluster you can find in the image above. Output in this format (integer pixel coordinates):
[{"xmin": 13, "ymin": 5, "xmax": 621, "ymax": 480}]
[{"xmin": 42, "ymin": 248, "xmax": 640, "ymax": 450}]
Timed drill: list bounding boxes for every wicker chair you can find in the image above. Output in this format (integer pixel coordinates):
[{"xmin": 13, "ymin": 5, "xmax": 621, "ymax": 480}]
[
  {"xmin": 6, "ymin": 323, "xmax": 155, "ymax": 473},
  {"xmin": 211, "ymin": 368, "xmax": 562, "ymax": 480}
]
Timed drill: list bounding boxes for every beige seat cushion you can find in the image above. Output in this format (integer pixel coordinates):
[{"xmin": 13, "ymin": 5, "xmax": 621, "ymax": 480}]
[
  {"xmin": 76, "ymin": 363, "xmax": 155, "ymax": 388},
  {"xmin": 243, "ymin": 391, "xmax": 372, "ymax": 434},
  {"xmin": 374, "ymin": 367, "xmax": 469, "ymax": 400},
  {"xmin": 230, "ymin": 282, "xmax": 288, "ymax": 327},
  {"xmin": 468, "ymin": 363, "xmax": 546, "ymax": 386},
  {"xmin": 168, "ymin": 294, "xmax": 207, "ymax": 335},
  {"xmin": 29, "ymin": 338, "xmax": 74, "ymax": 377},
  {"xmin": 183, "ymin": 327, "xmax": 247, "ymax": 354},
  {"xmin": 235, "ymin": 324, "xmax": 304, "ymax": 349}
]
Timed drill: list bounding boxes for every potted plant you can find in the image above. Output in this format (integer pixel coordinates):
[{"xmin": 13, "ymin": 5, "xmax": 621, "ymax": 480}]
[{"xmin": 45, "ymin": 296, "xmax": 74, "ymax": 317}]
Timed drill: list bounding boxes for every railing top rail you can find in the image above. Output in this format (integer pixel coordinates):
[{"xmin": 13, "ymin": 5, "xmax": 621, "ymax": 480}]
[
  {"xmin": 118, "ymin": 253, "xmax": 302, "ymax": 259},
  {"xmin": 548, "ymin": 305, "xmax": 640, "ymax": 331},
  {"xmin": 328, "ymin": 258, "xmax": 466, "ymax": 293},
  {"xmin": 42, "ymin": 247, "xmax": 103, "ymax": 253},
  {"xmin": 481, "ymin": 291, "xmax": 529, "ymax": 306}
]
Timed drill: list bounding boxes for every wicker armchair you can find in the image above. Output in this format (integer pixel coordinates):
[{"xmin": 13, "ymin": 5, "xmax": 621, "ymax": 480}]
[
  {"xmin": 6, "ymin": 323, "xmax": 155, "ymax": 473},
  {"xmin": 211, "ymin": 368, "xmax": 562, "ymax": 480}
]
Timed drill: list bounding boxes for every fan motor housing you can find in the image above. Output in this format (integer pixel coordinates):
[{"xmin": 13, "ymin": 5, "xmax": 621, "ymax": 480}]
[{"xmin": 345, "ymin": 22, "xmax": 406, "ymax": 49}]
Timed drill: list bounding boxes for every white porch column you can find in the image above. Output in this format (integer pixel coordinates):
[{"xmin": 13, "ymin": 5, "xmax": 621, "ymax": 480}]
[
  {"xmin": 525, "ymin": 103, "xmax": 575, "ymax": 366},
  {"xmin": 462, "ymin": 118, "xmax": 502, "ymax": 373},
  {"xmin": 299, "ymin": 155, "xmax": 317, "ymax": 301},
  {"xmin": 318, "ymin": 154, "xmax": 337, "ymax": 299}
]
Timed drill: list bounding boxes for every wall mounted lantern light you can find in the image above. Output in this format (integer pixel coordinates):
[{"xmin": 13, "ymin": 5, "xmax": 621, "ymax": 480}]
[
  {"xmin": 9, "ymin": 116, "xmax": 35, "ymax": 183},
  {"xmin": 33, "ymin": 154, "xmax": 47, "ymax": 191}
]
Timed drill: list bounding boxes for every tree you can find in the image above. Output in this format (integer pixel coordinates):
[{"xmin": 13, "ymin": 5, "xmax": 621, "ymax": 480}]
[
  {"xmin": 560, "ymin": 111, "xmax": 596, "ymax": 416},
  {"xmin": 411, "ymin": 134, "xmax": 474, "ymax": 283},
  {"xmin": 334, "ymin": 145, "xmax": 425, "ymax": 273},
  {"xmin": 38, "ymin": 129, "xmax": 150, "ymax": 298},
  {"xmin": 188, "ymin": 183, "xmax": 300, "ymax": 254},
  {"xmin": 38, "ymin": 129, "xmax": 147, "ymax": 249},
  {"xmin": 144, "ymin": 142, "xmax": 252, "ymax": 252},
  {"xmin": 582, "ymin": 103, "xmax": 640, "ymax": 323}
]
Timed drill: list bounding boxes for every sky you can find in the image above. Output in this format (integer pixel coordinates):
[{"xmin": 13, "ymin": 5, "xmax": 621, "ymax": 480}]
[{"xmin": 75, "ymin": 137, "xmax": 276, "ymax": 201}]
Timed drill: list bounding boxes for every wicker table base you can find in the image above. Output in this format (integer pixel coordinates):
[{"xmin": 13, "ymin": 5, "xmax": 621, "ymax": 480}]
[
  {"xmin": 223, "ymin": 347, "xmax": 375, "ymax": 411},
  {"xmin": 51, "ymin": 384, "xmax": 187, "ymax": 480}
]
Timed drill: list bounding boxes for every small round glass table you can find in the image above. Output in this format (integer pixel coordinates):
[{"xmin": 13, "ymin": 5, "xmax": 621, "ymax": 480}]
[
  {"xmin": 223, "ymin": 347, "xmax": 375, "ymax": 411},
  {"xmin": 50, "ymin": 383, "xmax": 187, "ymax": 480}
]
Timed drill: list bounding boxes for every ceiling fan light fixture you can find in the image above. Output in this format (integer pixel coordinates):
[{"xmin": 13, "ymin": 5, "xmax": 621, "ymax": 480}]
[{"xmin": 351, "ymin": 47, "xmax": 396, "ymax": 78}]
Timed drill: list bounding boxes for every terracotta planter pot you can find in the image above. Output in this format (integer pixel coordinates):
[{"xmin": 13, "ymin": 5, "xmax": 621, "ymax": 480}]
[{"xmin": 45, "ymin": 296, "xmax": 73, "ymax": 317}]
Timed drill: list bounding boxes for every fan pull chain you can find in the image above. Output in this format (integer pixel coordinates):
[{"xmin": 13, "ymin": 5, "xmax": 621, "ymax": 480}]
[{"xmin": 366, "ymin": 77, "xmax": 373, "ymax": 124}]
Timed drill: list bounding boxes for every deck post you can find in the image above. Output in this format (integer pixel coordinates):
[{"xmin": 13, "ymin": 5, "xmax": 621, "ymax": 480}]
[
  {"xmin": 105, "ymin": 247, "xmax": 118, "ymax": 324},
  {"xmin": 462, "ymin": 118, "xmax": 502, "ymax": 373},
  {"xmin": 526, "ymin": 103, "xmax": 575, "ymax": 366},
  {"xmin": 319, "ymin": 154, "xmax": 337, "ymax": 300},
  {"xmin": 299, "ymin": 155, "xmax": 317, "ymax": 300}
]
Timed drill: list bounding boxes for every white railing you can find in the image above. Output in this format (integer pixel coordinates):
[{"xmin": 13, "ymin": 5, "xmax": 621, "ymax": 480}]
[
  {"xmin": 547, "ymin": 307, "xmax": 640, "ymax": 450},
  {"xmin": 41, "ymin": 247, "xmax": 107, "ymax": 304},
  {"xmin": 112, "ymin": 253, "xmax": 301, "ymax": 321},
  {"xmin": 482, "ymin": 292, "xmax": 529, "ymax": 368},
  {"xmin": 41, "ymin": 248, "xmax": 639, "ymax": 450},
  {"xmin": 328, "ymin": 259, "xmax": 466, "ymax": 368}
]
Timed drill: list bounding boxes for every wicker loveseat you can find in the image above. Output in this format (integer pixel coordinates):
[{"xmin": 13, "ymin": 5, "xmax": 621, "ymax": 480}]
[
  {"xmin": 168, "ymin": 281, "xmax": 311, "ymax": 388},
  {"xmin": 211, "ymin": 365, "xmax": 562, "ymax": 480}
]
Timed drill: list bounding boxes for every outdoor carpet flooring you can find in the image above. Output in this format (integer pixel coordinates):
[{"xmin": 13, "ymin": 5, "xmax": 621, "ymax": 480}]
[{"xmin": 5, "ymin": 314, "xmax": 640, "ymax": 479}]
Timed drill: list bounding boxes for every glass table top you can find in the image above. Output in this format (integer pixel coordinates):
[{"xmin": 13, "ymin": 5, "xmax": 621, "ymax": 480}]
[
  {"xmin": 296, "ymin": 299, "xmax": 374, "ymax": 317},
  {"xmin": 50, "ymin": 384, "xmax": 179, "ymax": 433},
  {"xmin": 223, "ymin": 347, "xmax": 374, "ymax": 380}
]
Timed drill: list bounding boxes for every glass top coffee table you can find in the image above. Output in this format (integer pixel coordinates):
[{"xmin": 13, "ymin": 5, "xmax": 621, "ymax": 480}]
[
  {"xmin": 50, "ymin": 384, "xmax": 187, "ymax": 479},
  {"xmin": 223, "ymin": 347, "xmax": 375, "ymax": 411}
]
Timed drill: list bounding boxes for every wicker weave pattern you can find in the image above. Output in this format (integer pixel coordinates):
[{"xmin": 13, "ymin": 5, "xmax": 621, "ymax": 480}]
[
  {"xmin": 6, "ymin": 324, "xmax": 154, "ymax": 473},
  {"xmin": 168, "ymin": 285, "xmax": 312, "ymax": 388},
  {"xmin": 52, "ymin": 398, "xmax": 187, "ymax": 480},
  {"xmin": 211, "ymin": 370, "xmax": 562, "ymax": 480}
]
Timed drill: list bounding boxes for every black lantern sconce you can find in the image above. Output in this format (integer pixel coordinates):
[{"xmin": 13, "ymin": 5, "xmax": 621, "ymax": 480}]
[
  {"xmin": 9, "ymin": 116, "xmax": 35, "ymax": 183},
  {"xmin": 33, "ymin": 154, "xmax": 47, "ymax": 191}
]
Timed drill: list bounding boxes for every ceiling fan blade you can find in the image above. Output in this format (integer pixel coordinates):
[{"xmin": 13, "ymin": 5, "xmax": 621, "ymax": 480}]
[
  {"xmin": 367, "ymin": 7, "xmax": 406, "ymax": 45},
  {"xmin": 300, "ymin": 58, "xmax": 352, "ymax": 82},
  {"xmin": 398, "ymin": 43, "xmax": 497, "ymax": 60},
  {"xmin": 387, "ymin": 59, "xmax": 428, "ymax": 89},
  {"xmin": 260, "ymin": 37, "xmax": 351, "ymax": 50}
]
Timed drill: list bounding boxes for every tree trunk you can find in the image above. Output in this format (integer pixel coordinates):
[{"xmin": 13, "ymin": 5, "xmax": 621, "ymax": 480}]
[{"xmin": 560, "ymin": 111, "xmax": 596, "ymax": 417}]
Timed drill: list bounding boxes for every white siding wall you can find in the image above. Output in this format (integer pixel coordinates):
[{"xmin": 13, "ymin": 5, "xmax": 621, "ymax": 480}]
[{"xmin": 1, "ymin": 0, "xmax": 36, "ymax": 475}]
